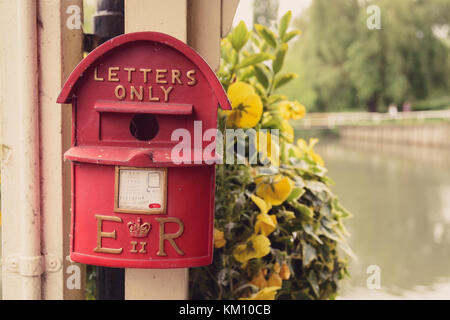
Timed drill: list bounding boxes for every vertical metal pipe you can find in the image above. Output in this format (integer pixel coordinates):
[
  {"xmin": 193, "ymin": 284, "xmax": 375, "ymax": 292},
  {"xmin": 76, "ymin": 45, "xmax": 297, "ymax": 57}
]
[
  {"xmin": 92, "ymin": 0, "xmax": 125, "ymax": 300},
  {"xmin": 16, "ymin": 0, "xmax": 42, "ymax": 300}
]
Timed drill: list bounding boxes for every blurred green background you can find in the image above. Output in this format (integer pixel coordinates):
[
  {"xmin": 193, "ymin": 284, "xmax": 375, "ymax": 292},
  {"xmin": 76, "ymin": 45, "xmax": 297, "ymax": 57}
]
[{"xmin": 249, "ymin": 0, "xmax": 450, "ymax": 113}]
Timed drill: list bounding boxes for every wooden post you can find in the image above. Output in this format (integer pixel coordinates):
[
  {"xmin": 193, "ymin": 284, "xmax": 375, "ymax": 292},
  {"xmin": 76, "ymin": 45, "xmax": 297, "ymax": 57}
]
[{"xmin": 124, "ymin": 0, "xmax": 189, "ymax": 299}]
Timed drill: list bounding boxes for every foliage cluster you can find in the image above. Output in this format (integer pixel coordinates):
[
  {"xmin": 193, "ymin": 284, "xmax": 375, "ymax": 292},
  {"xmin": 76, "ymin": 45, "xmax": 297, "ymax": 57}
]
[
  {"xmin": 189, "ymin": 13, "xmax": 352, "ymax": 300},
  {"xmin": 282, "ymin": 0, "xmax": 450, "ymax": 112}
]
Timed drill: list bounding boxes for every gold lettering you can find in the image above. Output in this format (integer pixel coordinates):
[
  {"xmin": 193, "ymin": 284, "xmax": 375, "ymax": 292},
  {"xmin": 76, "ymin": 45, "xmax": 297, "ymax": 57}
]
[
  {"xmin": 124, "ymin": 67, "xmax": 136, "ymax": 83},
  {"xmin": 148, "ymin": 86, "xmax": 160, "ymax": 102},
  {"xmin": 130, "ymin": 241, "xmax": 138, "ymax": 253},
  {"xmin": 114, "ymin": 85, "xmax": 126, "ymax": 100},
  {"xmin": 108, "ymin": 67, "xmax": 120, "ymax": 82},
  {"xmin": 171, "ymin": 69, "xmax": 182, "ymax": 85},
  {"xmin": 94, "ymin": 215, "xmax": 123, "ymax": 254},
  {"xmin": 140, "ymin": 68, "xmax": 152, "ymax": 83},
  {"xmin": 139, "ymin": 242, "xmax": 147, "ymax": 254},
  {"xmin": 156, "ymin": 69, "xmax": 168, "ymax": 84},
  {"xmin": 187, "ymin": 70, "xmax": 197, "ymax": 86},
  {"xmin": 161, "ymin": 86, "xmax": 173, "ymax": 102},
  {"xmin": 94, "ymin": 67, "xmax": 104, "ymax": 81},
  {"xmin": 156, "ymin": 217, "xmax": 184, "ymax": 256},
  {"xmin": 130, "ymin": 85, "xmax": 143, "ymax": 101}
]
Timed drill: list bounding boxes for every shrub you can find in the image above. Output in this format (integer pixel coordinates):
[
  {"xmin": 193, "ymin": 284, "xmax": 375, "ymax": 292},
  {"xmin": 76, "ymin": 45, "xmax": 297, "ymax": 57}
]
[{"xmin": 189, "ymin": 12, "xmax": 353, "ymax": 300}]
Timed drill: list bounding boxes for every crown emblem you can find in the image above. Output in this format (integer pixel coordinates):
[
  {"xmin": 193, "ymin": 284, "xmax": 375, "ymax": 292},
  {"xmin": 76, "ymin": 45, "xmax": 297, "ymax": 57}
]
[{"xmin": 128, "ymin": 218, "xmax": 151, "ymax": 238}]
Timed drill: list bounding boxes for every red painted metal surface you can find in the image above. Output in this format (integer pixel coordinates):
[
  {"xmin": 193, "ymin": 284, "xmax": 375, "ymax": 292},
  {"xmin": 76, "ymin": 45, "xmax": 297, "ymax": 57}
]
[
  {"xmin": 94, "ymin": 101, "xmax": 193, "ymax": 115},
  {"xmin": 64, "ymin": 146, "xmax": 219, "ymax": 167},
  {"xmin": 58, "ymin": 32, "xmax": 230, "ymax": 268}
]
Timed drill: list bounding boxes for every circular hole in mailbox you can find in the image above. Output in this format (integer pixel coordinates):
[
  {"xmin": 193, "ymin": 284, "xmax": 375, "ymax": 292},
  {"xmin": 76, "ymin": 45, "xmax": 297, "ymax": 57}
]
[{"xmin": 129, "ymin": 114, "xmax": 159, "ymax": 141}]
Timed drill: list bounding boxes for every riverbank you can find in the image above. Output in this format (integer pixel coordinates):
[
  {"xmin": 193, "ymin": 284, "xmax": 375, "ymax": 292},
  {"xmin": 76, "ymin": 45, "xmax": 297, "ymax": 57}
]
[
  {"xmin": 339, "ymin": 123, "xmax": 450, "ymax": 148},
  {"xmin": 294, "ymin": 112, "xmax": 450, "ymax": 148}
]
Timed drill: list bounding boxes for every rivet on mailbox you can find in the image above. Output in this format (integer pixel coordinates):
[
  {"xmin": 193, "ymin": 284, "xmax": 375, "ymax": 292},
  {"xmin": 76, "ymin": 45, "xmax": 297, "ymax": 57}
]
[{"xmin": 57, "ymin": 32, "xmax": 231, "ymax": 268}]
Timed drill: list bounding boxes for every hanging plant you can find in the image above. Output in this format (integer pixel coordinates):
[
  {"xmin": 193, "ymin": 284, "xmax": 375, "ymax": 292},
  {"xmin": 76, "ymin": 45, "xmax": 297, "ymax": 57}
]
[{"xmin": 189, "ymin": 11, "xmax": 353, "ymax": 300}]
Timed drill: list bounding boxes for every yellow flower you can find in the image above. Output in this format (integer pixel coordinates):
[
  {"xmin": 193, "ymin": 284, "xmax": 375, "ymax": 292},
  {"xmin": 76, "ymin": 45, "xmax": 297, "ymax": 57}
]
[
  {"xmin": 255, "ymin": 175, "xmax": 294, "ymax": 206},
  {"xmin": 267, "ymin": 272, "xmax": 283, "ymax": 287},
  {"xmin": 250, "ymin": 195, "xmax": 277, "ymax": 236},
  {"xmin": 250, "ymin": 194, "xmax": 272, "ymax": 215},
  {"xmin": 255, "ymin": 130, "xmax": 280, "ymax": 167},
  {"xmin": 225, "ymin": 81, "xmax": 263, "ymax": 128},
  {"xmin": 279, "ymin": 101, "xmax": 306, "ymax": 120},
  {"xmin": 283, "ymin": 210, "xmax": 296, "ymax": 220},
  {"xmin": 273, "ymin": 262, "xmax": 281, "ymax": 274},
  {"xmin": 214, "ymin": 228, "xmax": 226, "ymax": 248},
  {"xmin": 250, "ymin": 269, "xmax": 268, "ymax": 289},
  {"xmin": 297, "ymin": 138, "xmax": 325, "ymax": 166},
  {"xmin": 255, "ymin": 213, "xmax": 277, "ymax": 236},
  {"xmin": 239, "ymin": 286, "xmax": 281, "ymax": 300},
  {"xmin": 280, "ymin": 262, "xmax": 291, "ymax": 280},
  {"xmin": 233, "ymin": 234, "xmax": 271, "ymax": 266},
  {"xmin": 281, "ymin": 120, "xmax": 294, "ymax": 143}
]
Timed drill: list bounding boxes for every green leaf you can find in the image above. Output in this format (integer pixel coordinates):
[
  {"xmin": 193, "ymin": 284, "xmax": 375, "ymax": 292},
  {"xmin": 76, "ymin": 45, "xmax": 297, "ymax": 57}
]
[
  {"xmin": 273, "ymin": 72, "xmax": 298, "ymax": 90},
  {"xmin": 302, "ymin": 223, "xmax": 323, "ymax": 244},
  {"xmin": 253, "ymin": 65, "xmax": 270, "ymax": 89},
  {"xmin": 283, "ymin": 29, "xmax": 301, "ymax": 43},
  {"xmin": 221, "ymin": 40, "xmax": 233, "ymax": 63},
  {"xmin": 250, "ymin": 33, "xmax": 261, "ymax": 47},
  {"xmin": 279, "ymin": 10, "xmax": 292, "ymax": 39},
  {"xmin": 230, "ymin": 21, "xmax": 250, "ymax": 52},
  {"xmin": 317, "ymin": 225, "xmax": 341, "ymax": 242},
  {"xmin": 302, "ymin": 243, "xmax": 317, "ymax": 267},
  {"xmin": 286, "ymin": 187, "xmax": 305, "ymax": 202},
  {"xmin": 239, "ymin": 67, "xmax": 255, "ymax": 82},
  {"xmin": 320, "ymin": 175, "xmax": 335, "ymax": 186},
  {"xmin": 306, "ymin": 180, "xmax": 331, "ymax": 202},
  {"xmin": 237, "ymin": 52, "xmax": 274, "ymax": 69},
  {"xmin": 272, "ymin": 43, "xmax": 288, "ymax": 74},
  {"xmin": 291, "ymin": 202, "xmax": 314, "ymax": 219},
  {"xmin": 306, "ymin": 270, "xmax": 320, "ymax": 298},
  {"xmin": 253, "ymin": 82, "xmax": 267, "ymax": 98},
  {"xmin": 338, "ymin": 242, "xmax": 357, "ymax": 260},
  {"xmin": 230, "ymin": 49, "xmax": 238, "ymax": 67},
  {"xmin": 260, "ymin": 41, "xmax": 269, "ymax": 52},
  {"xmin": 254, "ymin": 24, "xmax": 277, "ymax": 48},
  {"xmin": 267, "ymin": 94, "xmax": 287, "ymax": 106},
  {"xmin": 332, "ymin": 197, "xmax": 352, "ymax": 219},
  {"xmin": 261, "ymin": 113, "xmax": 283, "ymax": 129}
]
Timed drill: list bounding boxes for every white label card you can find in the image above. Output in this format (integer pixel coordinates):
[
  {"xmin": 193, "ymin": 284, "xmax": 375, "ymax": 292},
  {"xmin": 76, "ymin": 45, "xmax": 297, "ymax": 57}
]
[{"xmin": 117, "ymin": 168, "xmax": 165, "ymax": 212}]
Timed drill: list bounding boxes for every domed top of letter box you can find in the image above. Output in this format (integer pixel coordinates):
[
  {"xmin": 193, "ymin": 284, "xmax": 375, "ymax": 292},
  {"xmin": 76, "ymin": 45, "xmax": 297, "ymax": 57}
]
[{"xmin": 58, "ymin": 32, "xmax": 230, "ymax": 167}]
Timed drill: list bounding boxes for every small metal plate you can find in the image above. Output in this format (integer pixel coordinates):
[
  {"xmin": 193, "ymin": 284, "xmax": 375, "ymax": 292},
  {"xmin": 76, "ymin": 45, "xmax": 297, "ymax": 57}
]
[{"xmin": 114, "ymin": 166, "xmax": 167, "ymax": 214}]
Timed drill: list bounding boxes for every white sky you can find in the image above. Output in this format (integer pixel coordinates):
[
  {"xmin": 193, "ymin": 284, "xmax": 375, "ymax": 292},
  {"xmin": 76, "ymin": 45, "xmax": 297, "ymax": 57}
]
[
  {"xmin": 233, "ymin": 0, "xmax": 312, "ymax": 28},
  {"xmin": 85, "ymin": 0, "xmax": 311, "ymax": 30}
]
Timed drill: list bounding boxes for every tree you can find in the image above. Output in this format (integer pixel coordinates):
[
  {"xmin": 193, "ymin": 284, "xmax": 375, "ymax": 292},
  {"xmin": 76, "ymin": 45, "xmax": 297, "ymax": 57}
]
[
  {"xmin": 347, "ymin": 0, "xmax": 450, "ymax": 112},
  {"xmin": 253, "ymin": 0, "xmax": 279, "ymax": 28},
  {"xmin": 282, "ymin": 0, "xmax": 450, "ymax": 112},
  {"xmin": 283, "ymin": 0, "xmax": 361, "ymax": 112}
]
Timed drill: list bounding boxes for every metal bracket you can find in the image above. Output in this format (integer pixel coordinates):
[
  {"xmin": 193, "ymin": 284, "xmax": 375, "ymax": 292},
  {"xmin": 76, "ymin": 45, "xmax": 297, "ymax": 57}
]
[{"xmin": 5, "ymin": 253, "xmax": 62, "ymax": 276}]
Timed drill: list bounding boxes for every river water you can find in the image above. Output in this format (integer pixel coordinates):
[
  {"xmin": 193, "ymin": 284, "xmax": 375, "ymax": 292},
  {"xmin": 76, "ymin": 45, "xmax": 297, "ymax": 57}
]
[{"xmin": 316, "ymin": 139, "xmax": 450, "ymax": 299}]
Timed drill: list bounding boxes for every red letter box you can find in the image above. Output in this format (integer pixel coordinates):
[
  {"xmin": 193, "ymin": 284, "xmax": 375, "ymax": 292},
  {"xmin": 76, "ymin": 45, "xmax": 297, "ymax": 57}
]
[{"xmin": 57, "ymin": 32, "xmax": 230, "ymax": 268}]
